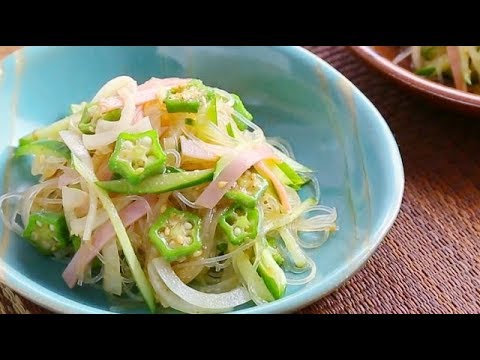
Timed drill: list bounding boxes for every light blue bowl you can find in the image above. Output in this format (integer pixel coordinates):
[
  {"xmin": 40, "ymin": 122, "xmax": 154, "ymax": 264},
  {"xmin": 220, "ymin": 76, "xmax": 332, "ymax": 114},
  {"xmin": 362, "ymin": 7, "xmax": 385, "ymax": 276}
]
[{"xmin": 0, "ymin": 46, "xmax": 404, "ymax": 314}]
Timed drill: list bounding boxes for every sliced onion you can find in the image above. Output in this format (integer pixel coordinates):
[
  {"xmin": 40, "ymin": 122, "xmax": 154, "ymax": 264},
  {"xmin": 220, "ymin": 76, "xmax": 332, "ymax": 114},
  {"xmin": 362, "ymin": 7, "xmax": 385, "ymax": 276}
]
[
  {"xmin": 59, "ymin": 131, "xmax": 93, "ymax": 169},
  {"xmin": 147, "ymin": 262, "xmax": 232, "ymax": 314},
  {"xmin": 99, "ymin": 77, "xmax": 190, "ymax": 113},
  {"xmin": 151, "ymin": 257, "xmax": 251, "ymax": 310},
  {"xmin": 61, "ymin": 187, "xmax": 88, "ymax": 233},
  {"xmin": 58, "ymin": 132, "xmax": 100, "ymax": 240},
  {"xmin": 193, "ymin": 276, "xmax": 240, "ymax": 294},
  {"xmin": 58, "ymin": 167, "xmax": 80, "ymax": 187},
  {"xmin": 92, "ymin": 76, "xmax": 137, "ymax": 102},
  {"xmin": 102, "ymin": 238, "xmax": 122, "ymax": 296},
  {"xmin": 196, "ymin": 144, "xmax": 274, "ymax": 209}
]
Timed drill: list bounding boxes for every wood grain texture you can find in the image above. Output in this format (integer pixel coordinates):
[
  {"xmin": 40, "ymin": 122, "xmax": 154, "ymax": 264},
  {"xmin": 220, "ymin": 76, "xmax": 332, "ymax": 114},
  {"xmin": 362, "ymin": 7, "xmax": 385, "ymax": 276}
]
[{"xmin": 1, "ymin": 46, "xmax": 479, "ymax": 314}]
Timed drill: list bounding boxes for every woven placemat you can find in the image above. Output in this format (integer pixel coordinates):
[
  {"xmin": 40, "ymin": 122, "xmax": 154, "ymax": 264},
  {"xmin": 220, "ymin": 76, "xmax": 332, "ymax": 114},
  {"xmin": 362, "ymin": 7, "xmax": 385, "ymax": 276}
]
[{"xmin": 1, "ymin": 46, "xmax": 479, "ymax": 314}]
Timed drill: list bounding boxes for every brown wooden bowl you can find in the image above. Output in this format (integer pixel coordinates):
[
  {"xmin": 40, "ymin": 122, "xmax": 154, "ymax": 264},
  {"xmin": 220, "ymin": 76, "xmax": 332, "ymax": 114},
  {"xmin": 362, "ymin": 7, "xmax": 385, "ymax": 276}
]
[{"xmin": 349, "ymin": 46, "xmax": 480, "ymax": 116}]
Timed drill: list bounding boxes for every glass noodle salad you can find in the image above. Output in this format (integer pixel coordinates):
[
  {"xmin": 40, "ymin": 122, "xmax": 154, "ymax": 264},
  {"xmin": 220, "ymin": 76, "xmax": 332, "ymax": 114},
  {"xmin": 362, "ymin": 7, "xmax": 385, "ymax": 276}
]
[
  {"xmin": 0, "ymin": 76, "xmax": 337, "ymax": 313},
  {"xmin": 394, "ymin": 46, "xmax": 480, "ymax": 94}
]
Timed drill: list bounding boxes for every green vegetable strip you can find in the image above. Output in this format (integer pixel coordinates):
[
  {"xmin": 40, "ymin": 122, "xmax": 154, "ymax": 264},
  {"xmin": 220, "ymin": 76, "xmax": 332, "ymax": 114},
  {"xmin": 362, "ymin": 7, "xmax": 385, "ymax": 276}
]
[
  {"xmin": 96, "ymin": 169, "xmax": 214, "ymax": 195},
  {"xmin": 276, "ymin": 162, "xmax": 308, "ymax": 190},
  {"xmin": 233, "ymin": 251, "xmax": 274, "ymax": 303},
  {"xmin": 72, "ymin": 155, "xmax": 156, "ymax": 312},
  {"xmin": 15, "ymin": 139, "xmax": 71, "ymax": 159},
  {"xmin": 278, "ymin": 227, "xmax": 307, "ymax": 268},
  {"xmin": 257, "ymin": 247, "xmax": 287, "ymax": 299},
  {"xmin": 19, "ymin": 117, "xmax": 71, "ymax": 146}
]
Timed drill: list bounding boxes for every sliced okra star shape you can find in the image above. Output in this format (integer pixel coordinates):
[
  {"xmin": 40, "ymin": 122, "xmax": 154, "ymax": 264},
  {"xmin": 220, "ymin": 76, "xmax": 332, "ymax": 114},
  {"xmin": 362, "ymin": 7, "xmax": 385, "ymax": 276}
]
[
  {"xmin": 225, "ymin": 170, "xmax": 268, "ymax": 208},
  {"xmin": 109, "ymin": 130, "xmax": 166, "ymax": 185},
  {"xmin": 219, "ymin": 204, "xmax": 260, "ymax": 245},
  {"xmin": 149, "ymin": 208, "xmax": 202, "ymax": 262},
  {"xmin": 22, "ymin": 212, "xmax": 70, "ymax": 255}
]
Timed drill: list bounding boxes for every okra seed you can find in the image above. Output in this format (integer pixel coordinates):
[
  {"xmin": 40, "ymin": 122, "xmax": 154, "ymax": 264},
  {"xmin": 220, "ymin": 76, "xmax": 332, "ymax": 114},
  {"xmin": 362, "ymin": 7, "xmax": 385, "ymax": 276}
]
[
  {"xmin": 139, "ymin": 136, "xmax": 152, "ymax": 147},
  {"xmin": 185, "ymin": 236, "xmax": 192, "ymax": 244},
  {"xmin": 49, "ymin": 224, "xmax": 55, "ymax": 232},
  {"xmin": 234, "ymin": 227, "xmax": 241, "ymax": 235},
  {"xmin": 184, "ymin": 222, "xmax": 193, "ymax": 230},
  {"xmin": 164, "ymin": 227, "xmax": 171, "ymax": 236},
  {"xmin": 123, "ymin": 141, "xmax": 134, "ymax": 149},
  {"xmin": 36, "ymin": 221, "xmax": 43, "ymax": 227}
]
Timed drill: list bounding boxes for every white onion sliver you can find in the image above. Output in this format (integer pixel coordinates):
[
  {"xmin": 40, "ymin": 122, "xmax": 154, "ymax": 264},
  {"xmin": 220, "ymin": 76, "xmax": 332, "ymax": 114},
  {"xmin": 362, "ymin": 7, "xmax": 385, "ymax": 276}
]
[
  {"xmin": 92, "ymin": 76, "xmax": 137, "ymax": 102},
  {"xmin": 152, "ymin": 257, "xmax": 251, "ymax": 310},
  {"xmin": 60, "ymin": 131, "xmax": 94, "ymax": 169},
  {"xmin": 147, "ymin": 262, "xmax": 232, "ymax": 314},
  {"xmin": 102, "ymin": 238, "xmax": 122, "ymax": 295}
]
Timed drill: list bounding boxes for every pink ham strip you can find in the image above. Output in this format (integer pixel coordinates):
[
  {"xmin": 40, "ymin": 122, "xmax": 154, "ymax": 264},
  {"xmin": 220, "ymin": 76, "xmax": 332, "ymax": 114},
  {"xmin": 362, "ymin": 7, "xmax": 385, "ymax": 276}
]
[
  {"xmin": 446, "ymin": 46, "xmax": 467, "ymax": 92},
  {"xmin": 99, "ymin": 77, "xmax": 191, "ymax": 113},
  {"xmin": 62, "ymin": 195, "xmax": 157, "ymax": 288},
  {"xmin": 254, "ymin": 160, "xmax": 292, "ymax": 213},
  {"xmin": 195, "ymin": 144, "xmax": 274, "ymax": 209},
  {"xmin": 180, "ymin": 136, "xmax": 226, "ymax": 162}
]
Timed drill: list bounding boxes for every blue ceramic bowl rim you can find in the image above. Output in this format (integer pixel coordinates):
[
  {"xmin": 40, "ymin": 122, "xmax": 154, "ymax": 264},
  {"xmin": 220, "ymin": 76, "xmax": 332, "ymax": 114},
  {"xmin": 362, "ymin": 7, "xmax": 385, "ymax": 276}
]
[{"xmin": 0, "ymin": 46, "xmax": 404, "ymax": 314}]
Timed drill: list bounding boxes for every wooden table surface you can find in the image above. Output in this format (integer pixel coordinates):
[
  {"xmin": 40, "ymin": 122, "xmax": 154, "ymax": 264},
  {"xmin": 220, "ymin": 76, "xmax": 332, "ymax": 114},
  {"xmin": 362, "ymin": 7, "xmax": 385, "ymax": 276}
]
[{"xmin": 1, "ymin": 46, "xmax": 479, "ymax": 314}]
